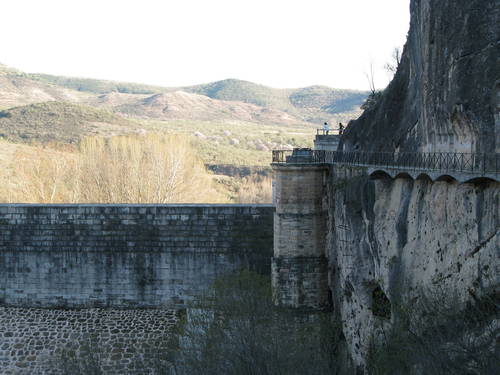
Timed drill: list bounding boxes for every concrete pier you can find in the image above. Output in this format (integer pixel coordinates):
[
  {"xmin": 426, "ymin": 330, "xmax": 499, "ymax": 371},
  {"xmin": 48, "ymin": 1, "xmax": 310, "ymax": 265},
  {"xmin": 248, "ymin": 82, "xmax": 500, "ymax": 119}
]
[{"xmin": 314, "ymin": 133, "xmax": 341, "ymax": 151}]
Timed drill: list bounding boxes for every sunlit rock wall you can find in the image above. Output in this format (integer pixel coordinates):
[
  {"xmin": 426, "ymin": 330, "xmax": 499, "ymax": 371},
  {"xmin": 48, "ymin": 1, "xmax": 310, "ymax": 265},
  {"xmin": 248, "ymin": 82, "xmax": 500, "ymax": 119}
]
[{"xmin": 327, "ymin": 167, "xmax": 499, "ymax": 369}]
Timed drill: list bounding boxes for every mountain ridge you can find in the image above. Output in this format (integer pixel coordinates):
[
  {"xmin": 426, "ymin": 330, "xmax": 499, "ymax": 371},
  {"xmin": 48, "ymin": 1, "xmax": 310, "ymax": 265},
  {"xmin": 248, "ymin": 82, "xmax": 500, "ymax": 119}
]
[
  {"xmin": 25, "ymin": 70, "xmax": 368, "ymax": 123},
  {"xmin": 0, "ymin": 64, "xmax": 368, "ymax": 127}
]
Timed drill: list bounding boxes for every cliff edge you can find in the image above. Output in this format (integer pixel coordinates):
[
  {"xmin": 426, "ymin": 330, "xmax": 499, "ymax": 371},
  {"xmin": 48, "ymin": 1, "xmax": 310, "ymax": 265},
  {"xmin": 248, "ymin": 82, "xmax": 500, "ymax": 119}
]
[{"xmin": 342, "ymin": 0, "xmax": 500, "ymax": 153}]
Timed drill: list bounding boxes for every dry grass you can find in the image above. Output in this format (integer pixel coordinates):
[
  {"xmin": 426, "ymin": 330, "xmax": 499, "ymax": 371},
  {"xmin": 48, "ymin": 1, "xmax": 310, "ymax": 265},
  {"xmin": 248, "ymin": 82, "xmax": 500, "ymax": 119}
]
[
  {"xmin": 236, "ymin": 175, "xmax": 273, "ymax": 204},
  {"xmin": 142, "ymin": 118, "xmax": 315, "ymax": 166}
]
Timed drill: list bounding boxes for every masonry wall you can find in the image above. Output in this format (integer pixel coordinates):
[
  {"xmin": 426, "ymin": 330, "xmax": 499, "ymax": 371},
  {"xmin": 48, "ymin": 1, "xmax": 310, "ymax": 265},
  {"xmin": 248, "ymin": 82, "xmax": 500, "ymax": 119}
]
[
  {"xmin": 0, "ymin": 306, "xmax": 178, "ymax": 375},
  {"xmin": 0, "ymin": 204, "xmax": 274, "ymax": 309},
  {"xmin": 272, "ymin": 164, "xmax": 331, "ymax": 309}
]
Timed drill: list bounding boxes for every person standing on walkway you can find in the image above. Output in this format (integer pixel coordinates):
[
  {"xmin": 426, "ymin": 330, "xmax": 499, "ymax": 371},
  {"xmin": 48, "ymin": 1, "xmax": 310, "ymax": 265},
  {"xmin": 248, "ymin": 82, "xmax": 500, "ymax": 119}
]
[
  {"xmin": 323, "ymin": 122, "xmax": 330, "ymax": 135},
  {"xmin": 338, "ymin": 123, "xmax": 344, "ymax": 135}
]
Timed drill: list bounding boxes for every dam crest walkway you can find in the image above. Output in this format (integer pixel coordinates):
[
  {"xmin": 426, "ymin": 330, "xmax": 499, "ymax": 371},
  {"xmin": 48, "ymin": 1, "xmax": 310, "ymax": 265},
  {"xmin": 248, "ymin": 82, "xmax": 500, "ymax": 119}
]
[{"xmin": 272, "ymin": 150, "xmax": 500, "ymax": 183}]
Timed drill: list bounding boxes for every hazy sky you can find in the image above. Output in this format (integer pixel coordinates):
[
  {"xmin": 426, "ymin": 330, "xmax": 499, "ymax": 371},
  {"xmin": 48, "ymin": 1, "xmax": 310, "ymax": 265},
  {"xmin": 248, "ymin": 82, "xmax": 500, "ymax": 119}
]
[{"xmin": 1, "ymin": 0, "xmax": 410, "ymax": 90}]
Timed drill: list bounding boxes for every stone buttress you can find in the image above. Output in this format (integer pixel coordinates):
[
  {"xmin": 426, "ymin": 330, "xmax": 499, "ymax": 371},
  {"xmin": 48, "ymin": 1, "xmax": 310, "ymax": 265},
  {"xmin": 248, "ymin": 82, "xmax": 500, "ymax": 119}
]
[{"xmin": 271, "ymin": 153, "xmax": 331, "ymax": 309}]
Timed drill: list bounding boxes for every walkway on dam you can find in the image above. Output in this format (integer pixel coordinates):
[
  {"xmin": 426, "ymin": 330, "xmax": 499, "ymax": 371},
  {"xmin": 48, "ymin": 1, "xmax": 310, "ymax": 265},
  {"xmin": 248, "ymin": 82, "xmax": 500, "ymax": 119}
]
[{"xmin": 271, "ymin": 149, "xmax": 500, "ymax": 183}]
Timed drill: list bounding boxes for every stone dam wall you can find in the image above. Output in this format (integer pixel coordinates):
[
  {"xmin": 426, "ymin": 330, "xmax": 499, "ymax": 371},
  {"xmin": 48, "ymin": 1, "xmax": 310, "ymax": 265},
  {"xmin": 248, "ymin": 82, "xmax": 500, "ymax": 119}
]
[
  {"xmin": 0, "ymin": 204, "xmax": 274, "ymax": 374},
  {"xmin": 0, "ymin": 204, "xmax": 274, "ymax": 309}
]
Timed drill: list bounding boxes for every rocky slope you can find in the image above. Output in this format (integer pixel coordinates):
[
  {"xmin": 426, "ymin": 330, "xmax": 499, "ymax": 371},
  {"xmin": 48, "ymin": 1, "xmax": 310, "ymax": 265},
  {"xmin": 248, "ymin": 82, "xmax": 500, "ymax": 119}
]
[{"xmin": 342, "ymin": 0, "xmax": 499, "ymax": 154}]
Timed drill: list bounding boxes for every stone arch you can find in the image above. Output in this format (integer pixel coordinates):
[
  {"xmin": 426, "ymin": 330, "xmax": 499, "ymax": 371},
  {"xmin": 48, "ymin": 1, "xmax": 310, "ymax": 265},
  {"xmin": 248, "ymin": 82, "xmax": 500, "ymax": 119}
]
[
  {"xmin": 369, "ymin": 170, "xmax": 392, "ymax": 180},
  {"xmin": 435, "ymin": 174, "xmax": 457, "ymax": 183},
  {"xmin": 394, "ymin": 172, "xmax": 414, "ymax": 180},
  {"xmin": 416, "ymin": 173, "xmax": 433, "ymax": 182},
  {"xmin": 463, "ymin": 176, "xmax": 498, "ymax": 184}
]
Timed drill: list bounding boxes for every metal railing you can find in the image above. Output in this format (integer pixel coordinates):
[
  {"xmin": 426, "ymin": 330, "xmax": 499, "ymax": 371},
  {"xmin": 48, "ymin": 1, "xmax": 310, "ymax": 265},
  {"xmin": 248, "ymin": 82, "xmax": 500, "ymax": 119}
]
[
  {"xmin": 316, "ymin": 129, "xmax": 342, "ymax": 135},
  {"xmin": 272, "ymin": 149, "xmax": 500, "ymax": 175}
]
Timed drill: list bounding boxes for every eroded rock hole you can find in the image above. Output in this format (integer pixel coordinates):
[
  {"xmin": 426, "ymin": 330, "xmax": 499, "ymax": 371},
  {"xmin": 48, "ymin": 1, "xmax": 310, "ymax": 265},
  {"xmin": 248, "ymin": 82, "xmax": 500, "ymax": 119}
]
[{"xmin": 372, "ymin": 285, "xmax": 391, "ymax": 319}]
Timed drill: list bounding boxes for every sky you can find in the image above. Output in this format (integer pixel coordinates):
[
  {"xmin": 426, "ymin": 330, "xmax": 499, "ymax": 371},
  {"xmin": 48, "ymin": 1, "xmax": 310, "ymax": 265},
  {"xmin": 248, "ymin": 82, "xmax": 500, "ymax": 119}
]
[{"xmin": 1, "ymin": 0, "xmax": 410, "ymax": 90}]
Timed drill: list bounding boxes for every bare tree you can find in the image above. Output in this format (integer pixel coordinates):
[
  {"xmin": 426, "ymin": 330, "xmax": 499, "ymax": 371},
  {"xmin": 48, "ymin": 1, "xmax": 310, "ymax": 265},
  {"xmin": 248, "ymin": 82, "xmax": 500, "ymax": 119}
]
[
  {"xmin": 5, "ymin": 133, "xmax": 223, "ymax": 203},
  {"xmin": 365, "ymin": 59, "xmax": 377, "ymax": 95},
  {"xmin": 361, "ymin": 59, "xmax": 384, "ymax": 111},
  {"xmin": 384, "ymin": 47, "xmax": 402, "ymax": 77}
]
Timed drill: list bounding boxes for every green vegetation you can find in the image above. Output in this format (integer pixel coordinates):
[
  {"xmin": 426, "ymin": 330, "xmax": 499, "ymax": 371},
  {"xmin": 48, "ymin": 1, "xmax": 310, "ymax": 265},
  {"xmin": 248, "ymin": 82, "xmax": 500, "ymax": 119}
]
[
  {"xmin": 28, "ymin": 73, "xmax": 170, "ymax": 95},
  {"xmin": 290, "ymin": 85, "xmax": 369, "ymax": 114},
  {"xmin": 0, "ymin": 64, "xmax": 360, "ymax": 205},
  {"xmin": 167, "ymin": 271, "xmax": 342, "ymax": 375},
  {"xmin": 0, "ymin": 102, "xmax": 136, "ymax": 143},
  {"xmin": 360, "ymin": 90, "xmax": 384, "ymax": 111},
  {"xmin": 187, "ymin": 79, "xmax": 292, "ymax": 110}
]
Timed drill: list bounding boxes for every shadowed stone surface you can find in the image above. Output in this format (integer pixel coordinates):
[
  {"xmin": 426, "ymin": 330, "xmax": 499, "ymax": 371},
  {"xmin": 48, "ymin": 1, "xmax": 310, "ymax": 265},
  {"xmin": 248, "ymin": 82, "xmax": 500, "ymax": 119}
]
[
  {"xmin": 0, "ymin": 204, "xmax": 273, "ymax": 308},
  {"xmin": 0, "ymin": 307, "xmax": 178, "ymax": 374}
]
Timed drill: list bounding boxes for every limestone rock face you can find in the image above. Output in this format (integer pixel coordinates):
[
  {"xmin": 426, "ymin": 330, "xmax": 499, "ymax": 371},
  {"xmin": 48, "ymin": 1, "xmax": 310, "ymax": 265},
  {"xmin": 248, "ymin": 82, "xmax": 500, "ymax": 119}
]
[
  {"xmin": 328, "ymin": 169, "xmax": 499, "ymax": 369},
  {"xmin": 342, "ymin": 0, "xmax": 500, "ymax": 153}
]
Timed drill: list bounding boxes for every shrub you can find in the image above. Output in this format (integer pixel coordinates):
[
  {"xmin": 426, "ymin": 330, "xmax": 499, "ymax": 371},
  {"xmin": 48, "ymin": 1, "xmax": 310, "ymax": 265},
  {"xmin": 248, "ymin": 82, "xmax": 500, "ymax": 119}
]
[
  {"xmin": 166, "ymin": 271, "xmax": 343, "ymax": 375},
  {"xmin": 360, "ymin": 90, "xmax": 383, "ymax": 111},
  {"xmin": 367, "ymin": 290, "xmax": 499, "ymax": 375}
]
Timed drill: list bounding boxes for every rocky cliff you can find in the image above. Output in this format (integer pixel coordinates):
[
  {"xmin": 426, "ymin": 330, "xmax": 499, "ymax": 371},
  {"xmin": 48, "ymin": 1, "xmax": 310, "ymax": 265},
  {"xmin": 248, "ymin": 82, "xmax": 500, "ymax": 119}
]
[
  {"xmin": 328, "ymin": 168, "xmax": 498, "ymax": 371},
  {"xmin": 342, "ymin": 0, "xmax": 499, "ymax": 153},
  {"xmin": 330, "ymin": 0, "xmax": 499, "ymax": 372}
]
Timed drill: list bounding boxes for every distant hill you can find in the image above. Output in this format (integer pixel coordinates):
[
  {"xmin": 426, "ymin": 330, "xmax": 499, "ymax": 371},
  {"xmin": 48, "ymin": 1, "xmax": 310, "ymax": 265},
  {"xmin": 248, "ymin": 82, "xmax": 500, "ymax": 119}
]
[
  {"xmin": 90, "ymin": 90, "xmax": 300, "ymax": 124},
  {"xmin": 28, "ymin": 72, "xmax": 166, "ymax": 95},
  {"xmin": 0, "ymin": 101, "xmax": 137, "ymax": 144},
  {"xmin": 0, "ymin": 65, "xmax": 91, "ymax": 110},
  {"xmin": 24, "ymin": 70, "xmax": 368, "ymax": 124},
  {"xmin": 289, "ymin": 86, "xmax": 368, "ymax": 113},
  {"xmin": 185, "ymin": 79, "xmax": 367, "ymax": 118},
  {"xmin": 186, "ymin": 79, "xmax": 291, "ymax": 111}
]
